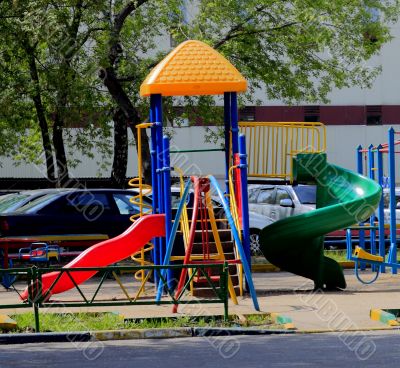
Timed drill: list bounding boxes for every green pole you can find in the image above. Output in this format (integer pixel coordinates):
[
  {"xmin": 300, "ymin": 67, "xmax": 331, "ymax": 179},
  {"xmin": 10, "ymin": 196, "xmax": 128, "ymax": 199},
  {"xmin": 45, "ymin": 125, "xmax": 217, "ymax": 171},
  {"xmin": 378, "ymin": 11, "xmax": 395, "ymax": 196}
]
[{"xmin": 31, "ymin": 266, "xmax": 40, "ymax": 332}]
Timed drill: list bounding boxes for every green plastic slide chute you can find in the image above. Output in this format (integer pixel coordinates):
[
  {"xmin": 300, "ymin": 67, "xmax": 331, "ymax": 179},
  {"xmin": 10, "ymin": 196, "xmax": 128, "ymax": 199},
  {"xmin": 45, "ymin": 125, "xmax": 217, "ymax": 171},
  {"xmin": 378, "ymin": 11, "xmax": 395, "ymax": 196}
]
[{"xmin": 259, "ymin": 153, "xmax": 382, "ymax": 289}]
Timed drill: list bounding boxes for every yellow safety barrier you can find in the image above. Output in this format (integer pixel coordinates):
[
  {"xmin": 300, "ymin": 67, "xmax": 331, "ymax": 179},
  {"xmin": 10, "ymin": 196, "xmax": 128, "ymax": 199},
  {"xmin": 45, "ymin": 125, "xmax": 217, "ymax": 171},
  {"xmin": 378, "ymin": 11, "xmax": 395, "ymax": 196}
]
[{"xmin": 239, "ymin": 121, "xmax": 326, "ymax": 181}]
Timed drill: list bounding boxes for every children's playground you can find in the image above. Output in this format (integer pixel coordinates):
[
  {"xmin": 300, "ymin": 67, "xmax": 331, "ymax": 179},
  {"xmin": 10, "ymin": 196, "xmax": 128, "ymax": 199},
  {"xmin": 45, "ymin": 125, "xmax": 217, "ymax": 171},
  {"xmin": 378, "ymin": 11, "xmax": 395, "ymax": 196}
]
[{"xmin": 2, "ymin": 40, "xmax": 400, "ymax": 332}]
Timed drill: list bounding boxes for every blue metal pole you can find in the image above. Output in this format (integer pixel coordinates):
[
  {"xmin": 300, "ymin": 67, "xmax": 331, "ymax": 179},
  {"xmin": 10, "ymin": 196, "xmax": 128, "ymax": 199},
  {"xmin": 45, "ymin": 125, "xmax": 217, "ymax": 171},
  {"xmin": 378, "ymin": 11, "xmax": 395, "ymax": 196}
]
[
  {"xmin": 162, "ymin": 136, "xmax": 172, "ymax": 243},
  {"xmin": 346, "ymin": 229, "xmax": 352, "ymax": 260},
  {"xmin": 156, "ymin": 180, "xmax": 191, "ymax": 302},
  {"xmin": 368, "ymin": 144, "xmax": 377, "ymax": 271},
  {"xmin": 377, "ymin": 144, "xmax": 386, "ymax": 273},
  {"xmin": 356, "ymin": 145, "xmax": 363, "ymax": 175},
  {"xmin": 230, "ymin": 92, "xmax": 239, "ymax": 157},
  {"xmin": 388, "ymin": 127, "xmax": 397, "ymax": 274},
  {"xmin": 150, "ymin": 95, "xmax": 159, "ymax": 267},
  {"xmin": 162, "ymin": 136, "xmax": 173, "ymax": 287},
  {"xmin": 239, "ymin": 134, "xmax": 251, "ymax": 269},
  {"xmin": 224, "ymin": 92, "xmax": 231, "ymax": 200},
  {"xmin": 356, "ymin": 145, "xmax": 365, "ymax": 270},
  {"xmin": 154, "ymin": 94, "xmax": 164, "ymax": 268}
]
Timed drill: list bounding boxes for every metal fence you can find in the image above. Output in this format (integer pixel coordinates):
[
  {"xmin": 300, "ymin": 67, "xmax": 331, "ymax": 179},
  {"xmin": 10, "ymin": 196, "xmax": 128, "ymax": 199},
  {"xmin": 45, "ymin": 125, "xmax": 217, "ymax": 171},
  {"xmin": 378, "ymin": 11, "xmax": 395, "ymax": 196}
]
[{"xmin": 0, "ymin": 263, "xmax": 229, "ymax": 332}]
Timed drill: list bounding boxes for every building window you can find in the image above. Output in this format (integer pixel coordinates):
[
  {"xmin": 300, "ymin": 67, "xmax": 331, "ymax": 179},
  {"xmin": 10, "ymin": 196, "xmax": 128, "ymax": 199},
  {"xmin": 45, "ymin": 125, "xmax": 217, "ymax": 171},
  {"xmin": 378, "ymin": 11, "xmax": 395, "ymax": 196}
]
[
  {"xmin": 366, "ymin": 105, "xmax": 382, "ymax": 125},
  {"xmin": 239, "ymin": 106, "xmax": 256, "ymax": 122},
  {"xmin": 304, "ymin": 106, "xmax": 320, "ymax": 122}
]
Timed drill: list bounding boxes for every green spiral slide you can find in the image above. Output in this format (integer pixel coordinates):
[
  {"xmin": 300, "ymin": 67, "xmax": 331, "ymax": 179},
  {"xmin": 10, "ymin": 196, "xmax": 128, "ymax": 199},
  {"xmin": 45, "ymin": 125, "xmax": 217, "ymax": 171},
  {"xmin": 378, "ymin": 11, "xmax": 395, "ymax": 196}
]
[{"xmin": 259, "ymin": 153, "xmax": 382, "ymax": 290}]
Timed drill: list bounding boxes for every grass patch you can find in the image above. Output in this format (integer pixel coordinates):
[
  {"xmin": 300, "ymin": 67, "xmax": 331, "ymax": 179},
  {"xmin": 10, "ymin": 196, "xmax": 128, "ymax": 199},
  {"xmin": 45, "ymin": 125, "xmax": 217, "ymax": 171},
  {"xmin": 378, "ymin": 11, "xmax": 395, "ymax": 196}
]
[
  {"xmin": 11, "ymin": 312, "xmax": 125, "ymax": 333},
  {"xmin": 245, "ymin": 314, "xmax": 273, "ymax": 326},
  {"xmin": 324, "ymin": 250, "xmax": 349, "ymax": 262},
  {"xmin": 9, "ymin": 313, "xmax": 278, "ymax": 333},
  {"xmin": 124, "ymin": 316, "xmax": 233, "ymax": 329}
]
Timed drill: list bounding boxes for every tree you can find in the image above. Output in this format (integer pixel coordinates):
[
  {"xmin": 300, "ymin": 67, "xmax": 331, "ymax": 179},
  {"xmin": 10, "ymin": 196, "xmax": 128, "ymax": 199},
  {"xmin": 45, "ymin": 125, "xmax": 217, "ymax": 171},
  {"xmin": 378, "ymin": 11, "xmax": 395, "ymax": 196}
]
[
  {"xmin": 0, "ymin": 1, "xmax": 111, "ymax": 186},
  {"xmin": 0, "ymin": 1, "xmax": 399, "ymax": 187},
  {"xmin": 95, "ymin": 0, "xmax": 400, "ymax": 183},
  {"xmin": 95, "ymin": 0, "xmax": 186, "ymax": 185}
]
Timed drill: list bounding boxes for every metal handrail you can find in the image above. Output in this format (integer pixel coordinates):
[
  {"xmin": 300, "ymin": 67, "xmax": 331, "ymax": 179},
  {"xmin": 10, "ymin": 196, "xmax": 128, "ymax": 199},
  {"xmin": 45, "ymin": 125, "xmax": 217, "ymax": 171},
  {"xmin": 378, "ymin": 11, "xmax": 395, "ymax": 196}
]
[{"xmin": 0, "ymin": 263, "xmax": 228, "ymax": 332}]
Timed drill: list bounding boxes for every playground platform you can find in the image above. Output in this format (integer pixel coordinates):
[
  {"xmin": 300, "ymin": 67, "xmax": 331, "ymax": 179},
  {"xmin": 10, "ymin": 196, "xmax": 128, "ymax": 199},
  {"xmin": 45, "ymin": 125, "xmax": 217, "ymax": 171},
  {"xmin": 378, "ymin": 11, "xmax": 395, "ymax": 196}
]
[{"xmin": 1, "ymin": 269, "xmax": 400, "ymax": 332}]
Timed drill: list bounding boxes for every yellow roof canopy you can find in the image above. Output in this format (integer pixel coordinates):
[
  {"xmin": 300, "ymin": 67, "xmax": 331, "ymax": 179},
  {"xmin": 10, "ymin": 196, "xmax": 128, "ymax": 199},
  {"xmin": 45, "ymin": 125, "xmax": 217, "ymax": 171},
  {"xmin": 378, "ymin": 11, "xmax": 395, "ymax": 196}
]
[{"xmin": 140, "ymin": 40, "xmax": 247, "ymax": 97}]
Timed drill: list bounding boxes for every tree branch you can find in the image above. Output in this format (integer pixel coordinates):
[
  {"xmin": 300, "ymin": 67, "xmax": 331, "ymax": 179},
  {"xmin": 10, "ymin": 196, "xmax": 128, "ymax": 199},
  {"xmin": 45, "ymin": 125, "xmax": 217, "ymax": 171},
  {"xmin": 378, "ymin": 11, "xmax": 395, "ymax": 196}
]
[
  {"xmin": 213, "ymin": 5, "xmax": 269, "ymax": 49},
  {"xmin": 113, "ymin": 0, "xmax": 150, "ymax": 35},
  {"xmin": 214, "ymin": 21, "xmax": 299, "ymax": 49}
]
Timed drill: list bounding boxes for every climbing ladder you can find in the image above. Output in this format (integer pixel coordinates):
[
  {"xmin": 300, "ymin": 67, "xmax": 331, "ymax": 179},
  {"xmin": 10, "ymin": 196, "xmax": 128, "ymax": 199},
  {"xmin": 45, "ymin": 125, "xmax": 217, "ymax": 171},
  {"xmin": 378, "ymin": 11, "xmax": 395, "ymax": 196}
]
[{"xmin": 169, "ymin": 176, "xmax": 254, "ymax": 312}]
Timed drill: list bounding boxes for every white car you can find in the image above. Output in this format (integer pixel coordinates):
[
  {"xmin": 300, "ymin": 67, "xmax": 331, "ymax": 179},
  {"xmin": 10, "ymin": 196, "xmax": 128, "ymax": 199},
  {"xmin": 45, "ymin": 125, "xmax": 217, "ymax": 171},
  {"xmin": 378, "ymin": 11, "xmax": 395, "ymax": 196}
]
[
  {"xmin": 381, "ymin": 188, "xmax": 400, "ymax": 223},
  {"xmin": 247, "ymin": 184, "xmax": 316, "ymax": 255}
]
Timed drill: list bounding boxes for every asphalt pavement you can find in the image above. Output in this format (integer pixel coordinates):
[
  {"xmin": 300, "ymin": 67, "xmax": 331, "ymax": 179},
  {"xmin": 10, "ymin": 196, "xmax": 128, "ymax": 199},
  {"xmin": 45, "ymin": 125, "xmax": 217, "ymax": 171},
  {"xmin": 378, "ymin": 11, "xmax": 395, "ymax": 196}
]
[{"xmin": 0, "ymin": 331, "xmax": 399, "ymax": 368}]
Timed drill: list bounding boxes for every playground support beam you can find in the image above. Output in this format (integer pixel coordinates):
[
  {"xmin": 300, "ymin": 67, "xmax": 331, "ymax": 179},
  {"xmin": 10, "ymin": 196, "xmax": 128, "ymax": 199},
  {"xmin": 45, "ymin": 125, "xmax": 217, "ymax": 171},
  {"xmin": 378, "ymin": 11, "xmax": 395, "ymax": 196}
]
[
  {"xmin": 162, "ymin": 136, "xmax": 172, "ymax": 248},
  {"xmin": 230, "ymin": 92, "xmax": 239, "ymax": 158},
  {"xmin": 162, "ymin": 136, "xmax": 173, "ymax": 286},
  {"xmin": 377, "ymin": 144, "xmax": 386, "ymax": 273},
  {"xmin": 368, "ymin": 144, "xmax": 377, "ymax": 271},
  {"xmin": 356, "ymin": 145, "xmax": 366, "ymax": 269},
  {"xmin": 154, "ymin": 94, "xmax": 165, "ymax": 268},
  {"xmin": 150, "ymin": 95, "xmax": 159, "ymax": 267},
  {"xmin": 239, "ymin": 134, "xmax": 251, "ymax": 269},
  {"xmin": 224, "ymin": 92, "xmax": 231, "ymax": 200},
  {"xmin": 388, "ymin": 128, "xmax": 397, "ymax": 273}
]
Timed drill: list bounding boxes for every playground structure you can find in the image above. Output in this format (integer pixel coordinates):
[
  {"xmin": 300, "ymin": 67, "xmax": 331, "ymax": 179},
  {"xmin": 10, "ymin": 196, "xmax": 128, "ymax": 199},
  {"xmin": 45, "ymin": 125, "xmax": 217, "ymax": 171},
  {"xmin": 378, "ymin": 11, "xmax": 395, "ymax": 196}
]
[
  {"xmin": 12, "ymin": 39, "xmax": 385, "ymax": 311},
  {"xmin": 124, "ymin": 40, "xmax": 260, "ymax": 311},
  {"xmin": 349, "ymin": 127, "xmax": 400, "ymax": 282},
  {"xmin": 20, "ymin": 40, "xmax": 260, "ymax": 312}
]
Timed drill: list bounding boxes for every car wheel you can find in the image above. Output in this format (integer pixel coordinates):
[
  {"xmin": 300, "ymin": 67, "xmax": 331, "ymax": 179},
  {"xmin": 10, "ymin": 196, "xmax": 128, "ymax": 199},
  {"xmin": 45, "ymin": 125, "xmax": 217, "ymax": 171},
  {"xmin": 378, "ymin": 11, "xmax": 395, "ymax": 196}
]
[{"xmin": 249, "ymin": 229, "xmax": 262, "ymax": 256}]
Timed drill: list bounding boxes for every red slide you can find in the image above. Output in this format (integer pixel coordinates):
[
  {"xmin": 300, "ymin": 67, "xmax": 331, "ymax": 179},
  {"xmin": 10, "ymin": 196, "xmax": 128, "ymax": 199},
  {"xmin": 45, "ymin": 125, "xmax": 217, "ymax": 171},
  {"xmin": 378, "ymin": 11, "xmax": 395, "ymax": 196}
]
[{"xmin": 20, "ymin": 214, "xmax": 165, "ymax": 301}]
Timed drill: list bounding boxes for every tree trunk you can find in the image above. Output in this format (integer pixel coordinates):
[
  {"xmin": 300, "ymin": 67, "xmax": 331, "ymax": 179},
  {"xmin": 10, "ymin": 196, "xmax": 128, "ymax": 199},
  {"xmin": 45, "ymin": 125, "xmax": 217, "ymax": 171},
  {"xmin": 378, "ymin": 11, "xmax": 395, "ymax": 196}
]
[
  {"xmin": 24, "ymin": 42, "xmax": 56, "ymax": 183},
  {"xmin": 53, "ymin": 112, "xmax": 69, "ymax": 187},
  {"xmin": 111, "ymin": 108, "xmax": 128, "ymax": 188},
  {"xmin": 101, "ymin": 66, "xmax": 152, "ymax": 184}
]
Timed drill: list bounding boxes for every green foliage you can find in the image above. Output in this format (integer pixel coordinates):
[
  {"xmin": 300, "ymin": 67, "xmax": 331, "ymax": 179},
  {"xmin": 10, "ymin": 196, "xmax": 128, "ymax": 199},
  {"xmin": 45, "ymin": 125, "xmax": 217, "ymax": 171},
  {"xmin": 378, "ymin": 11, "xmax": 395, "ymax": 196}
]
[
  {"xmin": 0, "ymin": 0, "xmax": 399, "ymax": 176},
  {"xmin": 184, "ymin": 0, "xmax": 399, "ymax": 104}
]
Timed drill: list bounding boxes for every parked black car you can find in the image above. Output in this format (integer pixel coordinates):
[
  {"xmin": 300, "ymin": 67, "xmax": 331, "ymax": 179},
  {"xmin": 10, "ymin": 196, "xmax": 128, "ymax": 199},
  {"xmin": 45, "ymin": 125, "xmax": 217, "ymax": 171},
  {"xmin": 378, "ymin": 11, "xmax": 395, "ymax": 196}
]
[{"xmin": 0, "ymin": 189, "xmax": 152, "ymax": 238}]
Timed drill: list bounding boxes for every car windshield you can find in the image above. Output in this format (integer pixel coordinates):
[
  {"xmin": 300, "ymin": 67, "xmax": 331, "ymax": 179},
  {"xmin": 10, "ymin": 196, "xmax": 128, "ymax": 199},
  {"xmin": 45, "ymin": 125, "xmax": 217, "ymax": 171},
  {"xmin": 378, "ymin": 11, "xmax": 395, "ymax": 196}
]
[
  {"xmin": 15, "ymin": 193, "xmax": 60, "ymax": 213},
  {"xmin": 0, "ymin": 193, "xmax": 31, "ymax": 213},
  {"xmin": 293, "ymin": 185, "xmax": 316, "ymax": 205}
]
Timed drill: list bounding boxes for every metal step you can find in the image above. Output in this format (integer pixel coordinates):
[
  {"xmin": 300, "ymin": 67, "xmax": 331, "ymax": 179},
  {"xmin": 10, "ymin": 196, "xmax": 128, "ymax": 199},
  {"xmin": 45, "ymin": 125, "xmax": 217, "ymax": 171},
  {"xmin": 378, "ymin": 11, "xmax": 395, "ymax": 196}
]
[
  {"xmin": 192, "ymin": 285, "xmax": 241, "ymax": 298},
  {"xmin": 190, "ymin": 241, "xmax": 235, "ymax": 254}
]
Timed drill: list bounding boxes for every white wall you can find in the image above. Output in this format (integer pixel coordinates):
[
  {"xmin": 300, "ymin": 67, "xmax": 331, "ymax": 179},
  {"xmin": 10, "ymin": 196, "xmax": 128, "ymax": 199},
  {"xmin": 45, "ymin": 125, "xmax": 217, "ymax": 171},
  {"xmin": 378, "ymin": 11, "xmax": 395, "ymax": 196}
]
[
  {"xmin": 252, "ymin": 21, "xmax": 400, "ymax": 106},
  {"xmin": 1, "ymin": 125, "xmax": 400, "ymax": 182}
]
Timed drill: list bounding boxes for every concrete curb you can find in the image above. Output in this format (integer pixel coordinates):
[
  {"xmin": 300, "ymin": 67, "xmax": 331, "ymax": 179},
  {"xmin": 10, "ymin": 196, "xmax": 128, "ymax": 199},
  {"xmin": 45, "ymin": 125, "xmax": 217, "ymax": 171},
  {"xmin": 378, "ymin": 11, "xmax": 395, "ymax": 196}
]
[
  {"xmin": 0, "ymin": 311, "xmax": 296, "ymax": 344},
  {"xmin": 0, "ymin": 332, "xmax": 91, "ymax": 345},
  {"xmin": 192, "ymin": 327, "xmax": 294, "ymax": 336},
  {"xmin": 2, "ymin": 324, "xmax": 399, "ymax": 344},
  {"xmin": 370, "ymin": 309, "xmax": 400, "ymax": 326},
  {"xmin": 92, "ymin": 328, "xmax": 193, "ymax": 341}
]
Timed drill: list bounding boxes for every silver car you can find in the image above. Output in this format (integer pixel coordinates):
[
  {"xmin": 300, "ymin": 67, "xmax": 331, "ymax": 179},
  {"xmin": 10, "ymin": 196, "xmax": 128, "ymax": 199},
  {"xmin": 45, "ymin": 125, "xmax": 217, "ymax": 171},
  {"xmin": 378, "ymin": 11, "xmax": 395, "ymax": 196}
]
[
  {"xmin": 381, "ymin": 188, "xmax": 400, "ymax": 223},
  {"xmin": 247, "ymin": 184, "xmax": 316, "ymax": 255}
]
